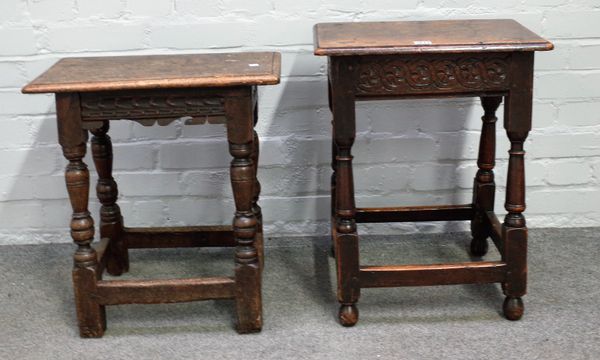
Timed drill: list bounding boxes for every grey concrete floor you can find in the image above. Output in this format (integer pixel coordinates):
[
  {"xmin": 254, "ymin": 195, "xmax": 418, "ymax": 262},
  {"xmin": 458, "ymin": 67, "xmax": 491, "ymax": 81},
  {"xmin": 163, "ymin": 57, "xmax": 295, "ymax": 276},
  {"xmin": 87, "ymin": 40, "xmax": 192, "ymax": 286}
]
[{"xmin": 1, "ymin": 228, "xmax": 599, "ymax": 360}]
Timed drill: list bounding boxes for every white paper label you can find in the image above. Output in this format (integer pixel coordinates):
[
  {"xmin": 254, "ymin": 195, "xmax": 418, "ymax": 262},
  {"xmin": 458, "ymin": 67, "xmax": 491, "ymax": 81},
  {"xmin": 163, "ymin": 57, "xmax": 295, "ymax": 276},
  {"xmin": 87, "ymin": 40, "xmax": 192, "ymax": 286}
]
[{"xmin": 413, "ymin": 40, "xmax": 433, "ymax": 45}]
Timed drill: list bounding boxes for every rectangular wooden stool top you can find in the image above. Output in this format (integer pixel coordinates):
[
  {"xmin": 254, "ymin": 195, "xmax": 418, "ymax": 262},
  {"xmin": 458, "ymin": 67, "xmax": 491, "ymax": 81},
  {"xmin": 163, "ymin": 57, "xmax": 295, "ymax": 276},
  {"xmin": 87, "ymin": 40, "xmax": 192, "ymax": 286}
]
[
  {"xmin": 314, "ymin": 19, "xmax": 553, "ymax": 56},
  {"xmin": 22, "ymin": 52, "xmax": 281, "ymax": 93}
]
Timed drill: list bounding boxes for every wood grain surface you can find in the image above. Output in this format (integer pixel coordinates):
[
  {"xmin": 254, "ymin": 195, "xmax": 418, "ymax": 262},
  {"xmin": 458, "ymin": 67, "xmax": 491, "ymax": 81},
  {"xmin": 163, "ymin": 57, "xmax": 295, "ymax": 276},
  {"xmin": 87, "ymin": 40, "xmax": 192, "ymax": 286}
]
[
  {"xmin": 314, "ymin": 19, "xmax": 553, "ymax": 55},
  {"xmin": 324, "ymin": 23, "xmax": 544, "ymax": 325},
  {"xmin": 22, "ymin": 52, "xmax": 281, "ymax": 93}
]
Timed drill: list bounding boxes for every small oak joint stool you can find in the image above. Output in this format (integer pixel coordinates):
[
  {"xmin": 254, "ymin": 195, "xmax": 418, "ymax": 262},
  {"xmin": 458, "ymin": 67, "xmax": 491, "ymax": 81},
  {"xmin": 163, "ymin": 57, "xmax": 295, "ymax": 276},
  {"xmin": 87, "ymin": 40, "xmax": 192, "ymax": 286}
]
[
  {"xmin": 23, "ymin": 52, "xmax": 281, "ymax": 337},
  {"xmin": 314, "ymin": 20, "xmax": 552, "ymax": 326}
]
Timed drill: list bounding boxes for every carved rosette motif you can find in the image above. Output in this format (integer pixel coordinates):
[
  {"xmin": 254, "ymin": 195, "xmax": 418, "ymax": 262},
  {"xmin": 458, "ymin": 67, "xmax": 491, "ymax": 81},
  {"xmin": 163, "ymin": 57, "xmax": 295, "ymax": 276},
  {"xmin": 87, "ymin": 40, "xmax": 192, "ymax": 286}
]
[
  {"xmin": 355, "ymin": 55, "xmax": 510, "ymax": 95},
  {"xmin": 80, "ymin": 93, "xmax": 225, "ymax": 125}
]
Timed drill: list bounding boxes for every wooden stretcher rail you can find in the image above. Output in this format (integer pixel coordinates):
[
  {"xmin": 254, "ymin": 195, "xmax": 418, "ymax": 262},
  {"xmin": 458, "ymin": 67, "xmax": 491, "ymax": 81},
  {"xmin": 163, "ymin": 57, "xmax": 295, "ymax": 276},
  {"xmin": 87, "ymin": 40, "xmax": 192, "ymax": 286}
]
[
  {"xmin": 359, "ymin": 261, "xmax": 507, "ymax": 287},
  {"xmin": 94, "ymin": 277, "xmax": 236, "ymax": 305},
  {"xmin": 355, "ymin": 204, "xmax": 474, "ymax": 223},
  {"xmin": 124, "ymin": 225, "xmax": 235, "ymax": 249}
]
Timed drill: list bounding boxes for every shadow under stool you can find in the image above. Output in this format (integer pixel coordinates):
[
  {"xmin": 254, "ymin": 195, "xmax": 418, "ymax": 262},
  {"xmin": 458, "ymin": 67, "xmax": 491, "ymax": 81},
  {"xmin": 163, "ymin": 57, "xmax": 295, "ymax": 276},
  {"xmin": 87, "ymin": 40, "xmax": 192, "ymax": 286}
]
[
  {"xmin": 313, "ymin": 19, "xmax": 553, "ymax": 326},
  {"xmin": 22, "ymin": 52, "xmax": 281, "ymax": 337}
]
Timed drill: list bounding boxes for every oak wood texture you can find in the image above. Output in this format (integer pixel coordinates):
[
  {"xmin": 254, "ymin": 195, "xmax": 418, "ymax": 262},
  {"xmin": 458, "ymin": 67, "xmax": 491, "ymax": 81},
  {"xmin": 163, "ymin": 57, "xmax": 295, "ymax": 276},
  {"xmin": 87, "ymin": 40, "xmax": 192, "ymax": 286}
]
[
  {"xmin": 314, "ymin": 19, "xmax": 553, "ymax": 56},
  {"xmin": 359, "ymin": 261, "xmax": 507, "ymax": 288},
  {"xmin": 22, "ymin": 52, "xmax": 281, "ymax": 93},
  {"xmin": 75, "ymin": 87, "xmax": 254, "ymax": 131},
  {"xmin": 23, "ymin": 52, "xmax": 280, "ymax": 337},
  {"xmin": 94, "ymin": 277, "xmax": 236, "ymax": 305},
  {"xmin": 355, "ymin": 204, "xmax": 474, "ymax": 223},
  {"xmin": 319, "ymin": 20, "xmax": 551, "ymax": 327},
  {"xmin": 352, "ymin": 53, "xmax": 512, "ymax": 98},
  {"xmin": 80, "ymin": 89, "xmax": 226, "ymax": 122},
  {"xmin": 91, "ymin": 121, "xmax": 128, "ymax": 275},
  {"xmin": 471, "ymin": 96, "xmax": 502, "ymax": 257}
]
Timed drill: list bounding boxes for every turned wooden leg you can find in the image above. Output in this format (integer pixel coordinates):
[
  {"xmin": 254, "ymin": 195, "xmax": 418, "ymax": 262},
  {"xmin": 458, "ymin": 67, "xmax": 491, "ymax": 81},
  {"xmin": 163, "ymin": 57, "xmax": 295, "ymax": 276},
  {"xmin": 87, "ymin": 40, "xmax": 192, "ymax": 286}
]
[
  {"xmin": 502, "ymin": 128, "xmax": 528, "ymax": 320},
  {"xmin": 329, "ymin": 135, "xmax": 338, "ymax": 259},
  {"xmin": 330, "ymin": 60, "xmax": 360, "ymax": 327},
  {"xmin": 226, "ymin": 93, "xmax": 262, "ymax": 333},
  {"xmin": 471, "ymin": 96, "xmax": 502, "ymax": 257},
  {"xmin": 329, "ymin": 80, "xmax": 337, "ymax": 258},
  {"xmin": 502, "ymin": 53, "xmax": 533, "ymax": 321},
  {"xmin": 251, "ymin": 105, "xmax": 264, "ymax": 271},
  {"xmin": 57, "ymin": 93, "xmax": 105, "ymax": 338},
  {"xmin": 334, "ymin": 132, "xmax": 359, "ymax": 327},
  {"xmin": 91, "ymin": 121, "xmax": 128, "ymax": 275}
]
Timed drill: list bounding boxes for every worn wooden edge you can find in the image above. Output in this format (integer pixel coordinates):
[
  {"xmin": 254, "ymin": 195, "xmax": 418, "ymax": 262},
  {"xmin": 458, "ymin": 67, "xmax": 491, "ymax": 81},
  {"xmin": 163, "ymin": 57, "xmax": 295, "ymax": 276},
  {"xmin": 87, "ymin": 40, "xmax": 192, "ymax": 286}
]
[
  {"xmin": 271, "ymin": 51, "xmax": 282, "ymax": 82},
  {"xmin": 484, "ymin": 210, "xmax": 504, "ymax": 253},
  {"xmin": 312, "ymin": 23, "xmax": 322, "ymax": 56},
  {"xmin": 314, "ymin": 43, "xmax": 553, "ymax": 56},
  {"xmin": 93, "ymin": 277, "xmax": 236, "ymax": 305},
  {"xmin": 22, "ymin": 75, "xmax": 280, "ymax": 94},
  {"xmin": 313, "ymin": 21, "xmax": 554, "ymax": 56},
  {"xmin": 355, "ymin": 204, "xmax": 474, "ymax": 223},
  {"xmin": 22, "ymin": 52, "xmax": 282, "ymax": 94},
  {"xmin": 359, "ymin": 261, "xmax": 508, "ymax": 287},
  {"xmin": 124, "ymin": 225, "xmax": 235, "ymax": 249}
]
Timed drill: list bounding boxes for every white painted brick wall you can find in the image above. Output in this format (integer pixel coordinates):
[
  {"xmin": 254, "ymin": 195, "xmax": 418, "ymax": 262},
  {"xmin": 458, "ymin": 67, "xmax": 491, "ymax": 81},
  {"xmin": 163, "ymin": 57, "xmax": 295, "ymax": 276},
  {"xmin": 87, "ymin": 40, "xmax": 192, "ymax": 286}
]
[
  {"xmin": 1, "ymin": 0, "xmax": 599, "ymax": 245},
  {"xmin": 77, "ymin": 0, "xmax": 124, "ymax": 19},
  {"xmin": 0, "ymin": 28, "xmax": 38, "ymax": 55}
]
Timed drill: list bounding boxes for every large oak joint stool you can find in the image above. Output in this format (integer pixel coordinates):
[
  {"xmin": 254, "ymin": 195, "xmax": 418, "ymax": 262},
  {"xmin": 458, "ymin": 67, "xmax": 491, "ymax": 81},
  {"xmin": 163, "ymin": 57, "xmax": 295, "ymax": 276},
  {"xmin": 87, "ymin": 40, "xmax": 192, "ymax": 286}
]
[
  {"xmin": 22, "ymin": 52, "xmax": 281, "ymax": 337},
  {"xmin": 314, "ymin": 19, "xmax": 552, "ymax": 326}
]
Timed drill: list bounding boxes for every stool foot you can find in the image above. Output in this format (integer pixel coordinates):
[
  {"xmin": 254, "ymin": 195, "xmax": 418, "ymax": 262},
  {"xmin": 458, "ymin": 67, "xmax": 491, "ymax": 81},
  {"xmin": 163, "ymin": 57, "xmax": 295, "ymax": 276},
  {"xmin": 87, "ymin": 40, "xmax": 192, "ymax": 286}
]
[
  {"xmin": 503, "ymin": 296, "xmax": 524, "ymax": 321},
  {"xmin": 106, "ymin": 239, "xmax": 129, "ymax": 276},
  {"xmin": 470, "ymin": 237, "xmax": 489, "ymax": 257},
  {"xmin": 73, "ymin": 267, "xmax": 106, "ymax": 338},
  {"xmin": 338, "ymin": 304, "xmax": 359, "ymax": 327},
  {"xmin": 236, "ymin": 323, "xmax": 262, "ymax": 334}
]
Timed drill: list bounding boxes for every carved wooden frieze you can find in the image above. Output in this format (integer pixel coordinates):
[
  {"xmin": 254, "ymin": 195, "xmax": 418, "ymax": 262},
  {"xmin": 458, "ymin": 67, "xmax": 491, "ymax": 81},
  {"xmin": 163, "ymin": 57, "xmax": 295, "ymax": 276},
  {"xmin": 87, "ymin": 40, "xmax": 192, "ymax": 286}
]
[
  {"xmin": 80, "ymin": 92, "xmax": 226, "ymax": 125},
  {"xmin": 354, "ymin": 54, "xmax": 511, "ymax": 96}
]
